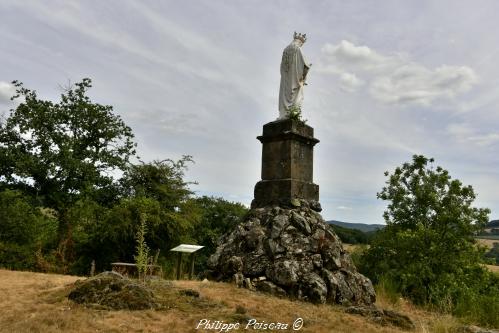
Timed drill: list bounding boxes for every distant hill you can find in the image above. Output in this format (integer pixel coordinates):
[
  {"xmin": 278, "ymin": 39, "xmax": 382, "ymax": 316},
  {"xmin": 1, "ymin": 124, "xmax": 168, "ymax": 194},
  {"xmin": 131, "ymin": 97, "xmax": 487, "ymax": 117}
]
[
  {"xmin": 328, "ymin": 220, "xmax": 499, "ymax": 233},
  {"xmin": 488, "ymin": 220, "xmax": 499, "ymax": 228},
  {"xmin": 327, "ymin": 220, "xmax": 385, "ymax": 233}
]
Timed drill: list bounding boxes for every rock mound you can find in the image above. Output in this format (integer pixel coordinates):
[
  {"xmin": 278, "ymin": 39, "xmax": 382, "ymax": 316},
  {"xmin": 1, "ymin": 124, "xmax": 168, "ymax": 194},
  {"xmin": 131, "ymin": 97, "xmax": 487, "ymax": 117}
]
[
  {"xmin": 207, "ymin": 203, "xmax": 376, "ymax": 306},
  {"xmin": 68, "ymin": 271, "xmax": 156, "ymax": 310}
]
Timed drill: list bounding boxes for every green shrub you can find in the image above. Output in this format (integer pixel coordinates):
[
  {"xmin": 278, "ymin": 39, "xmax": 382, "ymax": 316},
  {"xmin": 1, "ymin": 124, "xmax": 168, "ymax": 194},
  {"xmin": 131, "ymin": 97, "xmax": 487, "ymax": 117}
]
[
  {"xmin": 485, "ymin": 243, "xmax": 499, "ymax": 265},
  {"xmin": 359, "ymin": 155, "xmax": 499, "ymax": 327},
  {"xmin": 451, "ymin": 270, "xmax": 499, "ymax": 327},
  {"xmin": 190, "ymin": 196, "xmax": 248, "ymax": 272},
  {"xmin": 0, "ymin": 190, "xmax": 58, "ymax": 270},
  {"xmin": 0, "ymin": 242, "xmax": 37, "ymax": 270}
]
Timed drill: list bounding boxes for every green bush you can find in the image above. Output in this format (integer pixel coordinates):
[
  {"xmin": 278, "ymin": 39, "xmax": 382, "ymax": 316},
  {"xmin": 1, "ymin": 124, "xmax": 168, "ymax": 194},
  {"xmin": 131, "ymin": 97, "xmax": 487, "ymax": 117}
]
[
  {"xmin": 485, "ymin": 243, "xmax": 499, "ymax": 265},
  {"xmin": 358, "ymin": 155, "xmax": 499, "ymax": 327},
  {"xmin": 0, "ymin": 190, "xmax": 58, "ymax": 270},
  {"xmin": 190, "ymin": 196, "xmax": 248, "ymax": 272},
  {"xmin": 0, "ymin": 242, "xmax": 38, "ymax": 270}
]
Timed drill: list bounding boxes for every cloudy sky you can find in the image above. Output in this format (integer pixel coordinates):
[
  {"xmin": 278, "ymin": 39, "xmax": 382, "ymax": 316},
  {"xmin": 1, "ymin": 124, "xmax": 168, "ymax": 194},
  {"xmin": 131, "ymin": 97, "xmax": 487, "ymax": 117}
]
[{"xmin": 1, "ymin": 1, "xmax": 498, "ymax": 223}]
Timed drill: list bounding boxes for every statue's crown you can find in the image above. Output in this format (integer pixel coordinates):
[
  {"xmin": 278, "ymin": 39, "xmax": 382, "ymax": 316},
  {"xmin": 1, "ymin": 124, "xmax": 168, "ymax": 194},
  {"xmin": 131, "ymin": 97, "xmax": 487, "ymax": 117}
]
[{"xmin": 293, "ymin": 31, "xmax": 307, "ymax": 43}]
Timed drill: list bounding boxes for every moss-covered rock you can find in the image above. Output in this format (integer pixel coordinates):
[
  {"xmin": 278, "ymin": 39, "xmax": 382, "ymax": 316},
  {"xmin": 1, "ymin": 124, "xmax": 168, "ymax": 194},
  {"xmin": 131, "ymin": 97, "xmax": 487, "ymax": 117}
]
[{"xmin": 68, "ymin": 271, "xmax": 156, "ymax": 310}]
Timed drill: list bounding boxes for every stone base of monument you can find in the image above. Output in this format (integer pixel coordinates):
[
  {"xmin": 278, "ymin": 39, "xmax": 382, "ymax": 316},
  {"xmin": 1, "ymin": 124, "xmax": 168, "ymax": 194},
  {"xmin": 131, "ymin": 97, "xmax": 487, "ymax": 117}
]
[
  {"xmin": 206, "ymin": 200, "xmax": 376, "ymax": 305},
  {"xmin": 206, "ymin": 119, "xmax": 375, "ymax": 306}
]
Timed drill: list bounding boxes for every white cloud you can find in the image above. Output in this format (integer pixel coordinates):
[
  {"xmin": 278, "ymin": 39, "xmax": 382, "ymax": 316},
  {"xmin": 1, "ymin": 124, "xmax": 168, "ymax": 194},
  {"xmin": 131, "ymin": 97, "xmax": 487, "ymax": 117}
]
[
  {"xmin": 321, "ymin": 40, "xmax": 389, "ymax": 70},
  {"xmin": 468, "ymin": 133, "xmax": 499, "ymax": 146},
  {"xmin": 446, "ymin": 123, "xmax": 499, "ymax": 146},
  {"xmin": 0, "ymin": 81, "xmax": 15, "ymax": 104},
  {"xmin": 446, "ymin": 123, "xmax": 474, "ymax": 138},
  {"xmin": 339, "ymin": 72, "xmax": 364, "ymax": 92},
  {"xmin": 318, "ymin": 40, "xmax": 478, "ymax": 106},
  {"xmin": 336, "ymin": 206, "xmax": 353, "ymax": 210}
]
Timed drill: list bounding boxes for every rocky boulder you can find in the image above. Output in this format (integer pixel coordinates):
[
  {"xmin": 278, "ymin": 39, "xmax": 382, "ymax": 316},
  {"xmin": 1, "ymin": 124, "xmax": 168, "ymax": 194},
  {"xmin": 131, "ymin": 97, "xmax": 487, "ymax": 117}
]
[
  {"xmin": 68, "ymin": 271, "xmax": 156, "ymax": 310},
  {"xmin": 207, "ymin": 202, "xmax": 376, "ymax": 306},
  {"xmin": 345, "ymin": 306, "xmax": 415, "ymax": 330}
]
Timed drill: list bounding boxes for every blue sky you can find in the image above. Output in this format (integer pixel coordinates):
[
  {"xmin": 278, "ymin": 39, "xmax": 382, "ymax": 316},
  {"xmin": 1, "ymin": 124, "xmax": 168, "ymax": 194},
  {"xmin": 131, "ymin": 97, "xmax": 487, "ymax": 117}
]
[{"xmin": 1, "ymin": 1, "xmax": 498, "ymax": 223}]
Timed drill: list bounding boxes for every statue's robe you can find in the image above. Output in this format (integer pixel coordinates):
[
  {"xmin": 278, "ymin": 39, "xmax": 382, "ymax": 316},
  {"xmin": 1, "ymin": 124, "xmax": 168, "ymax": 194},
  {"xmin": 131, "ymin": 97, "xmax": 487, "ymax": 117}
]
[{"xmin": 278, "ymin": 40, "xmax": 310, "ymax": 119}]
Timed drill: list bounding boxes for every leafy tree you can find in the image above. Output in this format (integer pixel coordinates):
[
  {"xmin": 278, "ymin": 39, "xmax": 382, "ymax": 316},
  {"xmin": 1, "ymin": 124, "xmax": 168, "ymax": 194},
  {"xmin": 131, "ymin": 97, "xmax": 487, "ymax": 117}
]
[
  {"xmin": 33, "ymin": 158, "xmax": 200, "ymax": 275},
  {"xmin": 0, "ymin": 78, "xmax": 136, "ymax": 269},
  {"xmin": 120, "ymin": 157, "xmax": 195, "ymax": 209},
  {"xmin": 67, "ymin": 157, "xmax": 200, "ymax": 275},
  {"xmin": 120, "ymin": 157, "xmax": 199, "ymax": 246},
  {"xmin": 0, "ymin": 78, "xmax": 136, "ymax": 214},
  {"xmin": 191, "ymin": 196, "xmax": 248, "ymax": 270},
  {"xmin": 360, "ymin": 155, "xmax": 491, "ymax": 305},
  {"xmin": 62, "ymin": 198, "xmax": 110, "ymax": 274}
]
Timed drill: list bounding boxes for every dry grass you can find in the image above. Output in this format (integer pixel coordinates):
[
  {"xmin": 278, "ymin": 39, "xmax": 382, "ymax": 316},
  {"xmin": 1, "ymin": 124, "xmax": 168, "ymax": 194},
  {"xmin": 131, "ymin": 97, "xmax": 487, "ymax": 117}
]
[
  {"xmin": 0, "ymin": 269, "xmax": 466, "ymax": 333},
  {"xmin": 476, "ymin": 238, "xmax": 498, "ymax": 249},
  {"xmin": 342, "ymin": 243, "xmax": 360, "ymax": 253},
  {"xmin": 486, "ymin": 265, "xmax": 499, "ymax": 273}
]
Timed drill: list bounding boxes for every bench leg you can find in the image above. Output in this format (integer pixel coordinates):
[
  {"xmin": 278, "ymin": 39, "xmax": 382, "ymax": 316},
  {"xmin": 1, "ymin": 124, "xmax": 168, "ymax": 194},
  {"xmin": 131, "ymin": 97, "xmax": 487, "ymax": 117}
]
[
  {"xmin": 189, "ymin": 253, "xmax": 196, "ymax": 280},
  {"xmin": 176, "ymin": 252, "xmax": 182, "ymax": 280}
]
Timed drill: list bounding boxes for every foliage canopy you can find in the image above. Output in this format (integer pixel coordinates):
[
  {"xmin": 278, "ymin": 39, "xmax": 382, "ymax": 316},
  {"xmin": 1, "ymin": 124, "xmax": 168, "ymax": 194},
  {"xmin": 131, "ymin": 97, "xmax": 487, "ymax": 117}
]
[{"xmin": 0, "ymin": 78, "xmax": 136, "ymax": 210}]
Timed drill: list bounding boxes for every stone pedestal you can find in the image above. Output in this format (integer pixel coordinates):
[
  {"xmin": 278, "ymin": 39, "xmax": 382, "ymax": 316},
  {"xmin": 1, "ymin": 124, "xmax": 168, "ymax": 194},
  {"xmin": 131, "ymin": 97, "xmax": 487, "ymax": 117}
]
[
  {"xmin": 252, "ymin": 119, "xmax": 320, "ymax": 208},
  {"xmin": 207, "ymin": 118, "xmax": 376, "ymax": 307}
]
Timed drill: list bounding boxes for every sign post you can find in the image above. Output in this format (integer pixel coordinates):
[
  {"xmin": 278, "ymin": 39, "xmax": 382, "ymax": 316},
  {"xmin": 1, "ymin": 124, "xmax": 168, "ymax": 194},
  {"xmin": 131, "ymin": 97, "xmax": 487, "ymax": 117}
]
[{"xmin": 170, "ymin": 244, "xmax": 204, "ymax": 280}]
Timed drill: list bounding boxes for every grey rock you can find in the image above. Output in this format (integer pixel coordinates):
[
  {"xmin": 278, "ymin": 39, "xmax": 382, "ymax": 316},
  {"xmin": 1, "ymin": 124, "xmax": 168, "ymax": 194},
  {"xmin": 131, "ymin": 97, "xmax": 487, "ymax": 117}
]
[
  {"xmin": 270, "ymin": 214, "xmax": 289, "ymax": 238},
  {"xmin": 322, "ymin": 269, "xmax": 339, "ymax": 302},
  {"xmin": 245, "ymin": 227, "xmax": 265, "ymax": 251},
  {"xmin": 264, "ymin": 239, "xmax": 286, "ymax": 258},
  {"xmin": 309, "ymin": 200, "xmax": 322, "ymax": 212},
  {"xmin": 311, "ymin": 254, "xmax": 323, "ymax": 269},
  {"xmin": 243, "ymin": 254, "xmax": 270, "ymax": 276},
  {"xmin": 224, "ymin": 256, "xmax": 243, "ymax": 274},
  {"xmin": 281, "ymin": 232, "xmax": 310, "ymax": 255},
  {"xmin": 345, "ymin": 306, "xmax": 415, "ymax": 330},
  {"xmin": 301, "ymin": 272, "xmax": 327, "ymax": 304},
  {"xmin": 268, "ymin": 260, "xmax": 299, "ymax": 286},
  {"xmin": 233, "ymin": 272, "xmax": 244, "ymax": 288},
  {"xmin": 291, "ymin": 211, "xmax": 312, "ymax": 235},
  {"xmin": 333, "ymin": 271, "xmax": 355, "ymax": 305},
  {"xmin": 243, "ymin": 278, "xmax": 255, "ymax": 291},
  {"xmin": 255, "ymin": 280, "xmax": 287, "ymax": 297}
]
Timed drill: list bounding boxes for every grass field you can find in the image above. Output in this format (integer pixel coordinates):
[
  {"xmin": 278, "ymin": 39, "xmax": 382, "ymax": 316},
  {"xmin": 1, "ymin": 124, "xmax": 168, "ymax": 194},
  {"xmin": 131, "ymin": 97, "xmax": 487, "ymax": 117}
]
[
  {"xmin": 0, "ymin": 269, "xmax": 470, "ymax": 333},
  {"xmin": 486, "ymin": 265, "xmax": 499, "ymax": 273},
  {"xmin": 476, "ymin": 238, "xmax": 499, "ymax": 249}
]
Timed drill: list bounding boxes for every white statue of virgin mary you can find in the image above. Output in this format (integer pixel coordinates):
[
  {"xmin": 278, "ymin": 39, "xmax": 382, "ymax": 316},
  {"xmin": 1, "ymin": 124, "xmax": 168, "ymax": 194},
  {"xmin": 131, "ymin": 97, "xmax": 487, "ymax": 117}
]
[{"xmin": 278, "ymin": 32, "xmax": 311, "ymax": 119}]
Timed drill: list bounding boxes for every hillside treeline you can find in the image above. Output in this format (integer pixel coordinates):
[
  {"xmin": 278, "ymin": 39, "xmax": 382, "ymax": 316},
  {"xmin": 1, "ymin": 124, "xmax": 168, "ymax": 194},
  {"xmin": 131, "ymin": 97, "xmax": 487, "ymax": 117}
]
[{"xmin": 329, "ymin": 224, "xmax": 376, "ymax": 244}]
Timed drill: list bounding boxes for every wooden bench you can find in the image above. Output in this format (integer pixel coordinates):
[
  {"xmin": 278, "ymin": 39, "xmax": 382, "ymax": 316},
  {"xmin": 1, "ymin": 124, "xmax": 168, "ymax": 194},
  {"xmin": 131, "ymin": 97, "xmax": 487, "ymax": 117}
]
[{"xmin": 111, "ymin": 262, "xmax": 162, "ymax": 277}]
